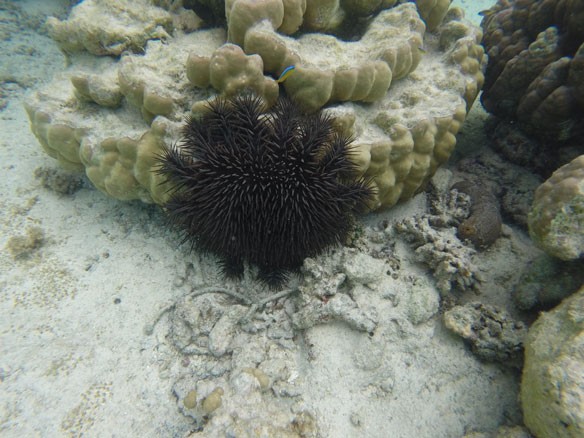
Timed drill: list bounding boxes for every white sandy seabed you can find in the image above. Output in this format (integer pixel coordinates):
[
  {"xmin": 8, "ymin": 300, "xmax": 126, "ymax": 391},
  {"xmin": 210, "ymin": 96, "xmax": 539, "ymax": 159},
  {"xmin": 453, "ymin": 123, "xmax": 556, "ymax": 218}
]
[{"xmin": 0, "ymin": 1, "xmax": 541, "ymax": 437}]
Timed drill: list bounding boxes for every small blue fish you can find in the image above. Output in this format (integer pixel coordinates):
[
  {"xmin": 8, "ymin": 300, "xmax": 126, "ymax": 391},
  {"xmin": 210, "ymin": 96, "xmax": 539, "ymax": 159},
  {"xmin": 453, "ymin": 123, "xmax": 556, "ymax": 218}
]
[{"xmin": 276, "ymin": 65, "xmax": 295, "ymax": 83}]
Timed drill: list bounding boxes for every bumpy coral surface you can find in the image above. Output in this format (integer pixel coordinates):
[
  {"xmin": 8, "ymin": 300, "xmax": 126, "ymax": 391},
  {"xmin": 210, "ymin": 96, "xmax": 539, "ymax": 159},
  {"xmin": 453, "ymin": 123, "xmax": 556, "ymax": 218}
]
[
  {"xmin": 443, "ymin": 302, "xmax": 527, "ymax": 367},
  {"xmin": 481, "ymin": 0, "xmax": 584, "ymax": 142},
  {"xmin": 521, "ymin": 285, "xmax": 584, "ymax": 438},
  {"xmin": 46, "ymin": 0, "xmax": 175, "ymax": 56},
  {"xmin": 528, "ymin": 154, "xmax": 584, "ymax": 260},
  {"xmin": 26, "ymin": 0, "xmax": 485, "ymax": 210}
]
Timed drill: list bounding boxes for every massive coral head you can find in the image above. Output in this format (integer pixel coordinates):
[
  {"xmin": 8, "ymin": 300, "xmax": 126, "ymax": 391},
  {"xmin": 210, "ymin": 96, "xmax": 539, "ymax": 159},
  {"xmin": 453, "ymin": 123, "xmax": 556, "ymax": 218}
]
[{"xmin": 157, "ymin": 93, "xmax": 372, "ymax": 287}]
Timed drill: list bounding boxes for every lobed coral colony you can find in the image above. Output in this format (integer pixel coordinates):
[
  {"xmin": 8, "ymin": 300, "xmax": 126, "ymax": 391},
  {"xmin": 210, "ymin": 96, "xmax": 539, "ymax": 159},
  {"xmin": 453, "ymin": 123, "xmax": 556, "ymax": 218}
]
[
  {"xmin": 25, "ymin": 0, "xmax": 486, "ymax": 280},
  {"xmin": 26, "ymin": 0, "xmax": 485, "ymax": 208},
  {"xmin": 481, "ymin": 0, "xmax": 584, "ymax": 144},
  {"xmin": 480, "ymin": 0, "xmax": 584, "ymax": 261}
]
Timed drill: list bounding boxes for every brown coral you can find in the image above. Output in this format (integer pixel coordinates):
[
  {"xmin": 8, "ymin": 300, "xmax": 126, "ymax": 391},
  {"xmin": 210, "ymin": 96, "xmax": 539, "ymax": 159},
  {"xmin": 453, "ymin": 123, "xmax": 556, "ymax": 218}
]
[{"xmin": 480, "ymin": 0, "xmax": 584, "ymax": 142}]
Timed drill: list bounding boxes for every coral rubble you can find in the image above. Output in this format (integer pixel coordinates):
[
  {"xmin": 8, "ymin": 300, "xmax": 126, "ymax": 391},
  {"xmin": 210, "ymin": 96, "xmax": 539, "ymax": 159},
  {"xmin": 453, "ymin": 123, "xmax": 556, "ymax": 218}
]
[{"xmin": 443, "ymin": 302, "xmax": 527, "ymax": 367}]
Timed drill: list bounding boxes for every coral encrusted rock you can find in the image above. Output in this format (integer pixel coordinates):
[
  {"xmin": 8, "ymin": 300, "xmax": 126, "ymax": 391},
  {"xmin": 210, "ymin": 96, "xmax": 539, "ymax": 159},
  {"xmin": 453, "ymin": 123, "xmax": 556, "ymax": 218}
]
[
  {"xmin": 46, "ymin": 0, "xmax": 174, "ymax": 56},
  {"xmin": 528, "ymin": 154, "xmax": 584, "ymax": 260},
  {"xmin": 513, "ymin": 254, "xmax": 584, "ymax": 311},
  {"xmin": 26, "ymin": 0, "xmax": 485, "ymax": 210},
  {"xmin": 481, "ymin": 0, "xmax": 584, "ymax": 143},
  {"xmin": 521, "ymin": 285, "xmax": 584, "ymax": 438},
  {"xmin": 443, "ymin": 302, "xmax": 527, "ymax": 367}
]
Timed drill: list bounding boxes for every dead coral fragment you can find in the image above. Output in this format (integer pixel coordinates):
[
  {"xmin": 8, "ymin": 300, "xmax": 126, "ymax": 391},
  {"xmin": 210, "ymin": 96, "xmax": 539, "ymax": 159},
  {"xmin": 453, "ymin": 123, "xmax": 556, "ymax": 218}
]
[
  {"xmin": 396, "ymin": 216, "xmax": 481, "ymax": 294},
  {"xmin": 444, "ymin": 302, "xmax": 527, "ymax": 367},
  {"xmin": 46, "ymin": 0, "xmax": 174, "ymax": 56}
]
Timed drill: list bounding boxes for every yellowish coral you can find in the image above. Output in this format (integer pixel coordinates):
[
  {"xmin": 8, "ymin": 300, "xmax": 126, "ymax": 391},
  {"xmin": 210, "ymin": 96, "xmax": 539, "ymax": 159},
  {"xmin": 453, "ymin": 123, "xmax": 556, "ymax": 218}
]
[
  {"xmin": 46, "ymin": 0, "xmax": 173, "ymax": 56},
  {"xmin": 183, "ymin": 389, "xmax": 197, "ymax": 409},
  {"xmin": 528, "ymin": 155, "xmax": 584, "ymax": 260},
  {"xmin": 227, "ymin": 0, "xmax": 289, "ymax": 45},
  {"xmin": 521, "ymin": 285, "xmax": 584, "ymax": 437},
  {"xmin": 117, "ymin": 33, "xmax": 210, "ymax": 123},
  {"xmin": 416, "ymin": 0, "xmax": 452, "ymax": 31},
  {"xmin": 187, "ymin": 43, "xmax": 280, "ymax": 106},
  {"xmin": 24, "ymin": 102, "xmax": 85, "ymax": 171},
  {"xmin": 26, "ymin": 0, "xmax": 485, "ymax": 211},
  {"xmin": 80, "ymin": 120, "xmax": 172, "ymax": 204},
  {"xmin": 201, "ymin": 387, "xmax": 224, "ymax": 414},
  {"xmin": 238, "ymin": 4, "xmax": 423, "ymax": 111}
]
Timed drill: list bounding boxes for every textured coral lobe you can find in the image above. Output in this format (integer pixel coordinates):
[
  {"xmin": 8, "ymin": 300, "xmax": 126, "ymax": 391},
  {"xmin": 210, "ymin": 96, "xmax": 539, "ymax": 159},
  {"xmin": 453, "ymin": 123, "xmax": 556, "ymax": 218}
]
[{"xmin": 158, "ymin": 93, "xmax": 372, "ymax": 287}]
